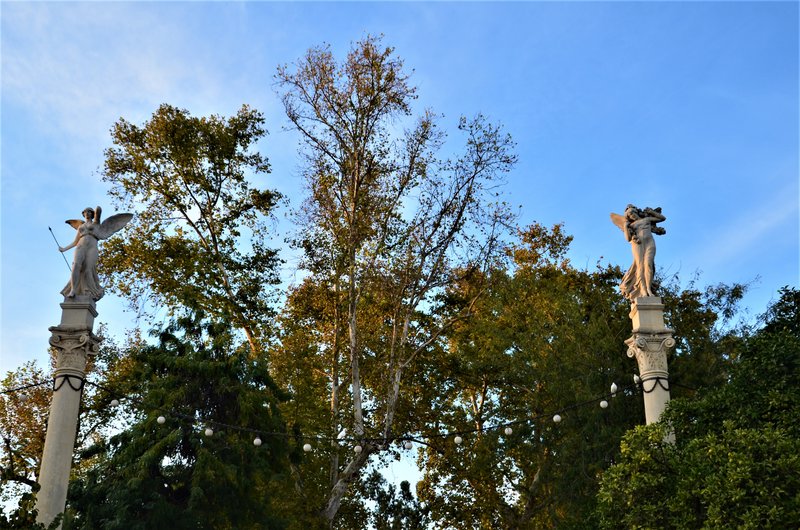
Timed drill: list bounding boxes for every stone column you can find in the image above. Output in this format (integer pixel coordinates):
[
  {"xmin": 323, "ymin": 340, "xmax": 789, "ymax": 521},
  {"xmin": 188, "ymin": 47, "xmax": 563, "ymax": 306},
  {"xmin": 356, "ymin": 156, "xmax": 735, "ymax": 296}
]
[
  {"xmin": 624, "ymin": 296, "xmax": 675, "ymax": 441},
  {"xmin": 36, "ymin": 297, "xmax": 100, "ymax": 527}
]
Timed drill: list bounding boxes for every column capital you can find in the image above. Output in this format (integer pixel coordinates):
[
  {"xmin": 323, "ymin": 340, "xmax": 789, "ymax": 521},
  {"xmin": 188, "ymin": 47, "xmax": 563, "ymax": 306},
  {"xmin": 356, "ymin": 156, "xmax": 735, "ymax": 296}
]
[
  {"xmin": 48, "ymin": 325, "xmax": 100, "ymax": 379},
  {"xmin": 625, "ymin": 332, "xmax": 675, "ymax": 380}
]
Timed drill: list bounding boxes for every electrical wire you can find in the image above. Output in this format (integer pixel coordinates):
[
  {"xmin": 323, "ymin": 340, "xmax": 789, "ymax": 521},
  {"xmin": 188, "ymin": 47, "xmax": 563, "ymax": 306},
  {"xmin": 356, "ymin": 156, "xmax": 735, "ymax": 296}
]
[{"xmin": 0, "ymin": 376, "xmax": 682, "ymax": 447}]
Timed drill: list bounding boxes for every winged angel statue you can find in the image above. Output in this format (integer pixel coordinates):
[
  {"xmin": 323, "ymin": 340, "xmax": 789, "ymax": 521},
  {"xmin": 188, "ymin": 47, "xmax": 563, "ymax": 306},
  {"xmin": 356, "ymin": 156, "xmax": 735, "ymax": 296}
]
[
  {"xmin": 59, "ymin": 206, "xmax": 132, "ymax": 301},
  {"xmin": 610, "ymin": 205, "xmax": 666, "ymax": 301}
]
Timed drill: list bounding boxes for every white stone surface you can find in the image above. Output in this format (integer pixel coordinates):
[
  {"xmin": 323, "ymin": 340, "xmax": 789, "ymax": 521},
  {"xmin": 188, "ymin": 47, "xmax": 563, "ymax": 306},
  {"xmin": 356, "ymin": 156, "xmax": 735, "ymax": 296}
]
[
  {"xmin": 611, "ymin": 206, "xmax": 666, "ymax": 300},
  {"xmin": 625, "ymin": 296, "xmax": 675, "ymax": 443},
  {"xmin": 36, "ymin": 299, "xmax": 100, "ymax": 527},
  {"xmin": 59, "ymin": 206, "xmax": 132, "ymax": 301}
]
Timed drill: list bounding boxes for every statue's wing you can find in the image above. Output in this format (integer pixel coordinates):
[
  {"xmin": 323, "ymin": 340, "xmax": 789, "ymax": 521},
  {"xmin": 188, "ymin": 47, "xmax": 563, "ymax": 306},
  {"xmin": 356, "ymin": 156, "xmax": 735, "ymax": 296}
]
[
  {"xmin": 610, "ymin": 213, "xmax": 626, "ymax": 233},
  {"xmin": 97, "ymin": 213, "xmax": 133, "ymax": 239},
  {"xmin": 65, "ymin": 219, "xmax": 83, "ymax": 230}
]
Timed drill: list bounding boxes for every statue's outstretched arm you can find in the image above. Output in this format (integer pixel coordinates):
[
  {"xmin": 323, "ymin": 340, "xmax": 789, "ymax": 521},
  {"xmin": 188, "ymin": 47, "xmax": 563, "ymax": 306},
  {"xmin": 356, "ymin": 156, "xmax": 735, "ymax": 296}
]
[
  {"xmin": 59, "ymin": 229, "xmax": 81, "ymax": 253},
  {"xmin": 643, "ymin": 207, "xmax": 665, "ymax": 222}
]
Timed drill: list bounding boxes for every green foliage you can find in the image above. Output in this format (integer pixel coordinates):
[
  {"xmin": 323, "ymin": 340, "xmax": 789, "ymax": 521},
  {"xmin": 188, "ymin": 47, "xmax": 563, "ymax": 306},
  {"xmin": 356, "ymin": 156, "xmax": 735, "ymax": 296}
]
[
  {"xmin": 660, "ymin": 275, "xmax": 749, "ymax": 394},
  {"xmin": 412, "ymin": 224, "xmax": 757, "ymax": 529},
  {"xmin": 101, "ymin": 104, "xmax": 281, "ymax": 354},
  {"xmin": 666, "ymin": 288, "xmax": 799, "ymax": 442},
  {"xmin": 0, "ymin": 362, "xmax": 49, "ymax": 505},
  {"xmin": 597, "ymin": 288, "xmax": 800, "ymax": 529},
  {"xmin": 599, "ymin": 422, "xmax": 800, "ymax": 530},
  {"xmin": 0, "ymin": 493, "xmax": 65, "ymax": 529},
  {"xmin": 761, "ymin": 285, "xmax": 800, "ymax": 335},
  {"xmin": 362, "ymin": 471, "xmax": 430, "ymax": 530},
  {"xmin": 67, "ymin": 313, "xmax": 292, "ymax": 529},
  {"xmin": 0, "ymin": 492, "xmax": 43, "ymax": 529},
  {"xmin": 416, "ymin": 223, "xmax": 640, "ymax": 529}
]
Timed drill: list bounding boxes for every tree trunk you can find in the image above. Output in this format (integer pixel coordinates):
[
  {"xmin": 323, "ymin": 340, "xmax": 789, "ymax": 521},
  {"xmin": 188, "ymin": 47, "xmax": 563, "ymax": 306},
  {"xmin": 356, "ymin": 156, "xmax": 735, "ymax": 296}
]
[{"xmin": 321, "ymin": 447, "xmax": 372, "ymax": 522}]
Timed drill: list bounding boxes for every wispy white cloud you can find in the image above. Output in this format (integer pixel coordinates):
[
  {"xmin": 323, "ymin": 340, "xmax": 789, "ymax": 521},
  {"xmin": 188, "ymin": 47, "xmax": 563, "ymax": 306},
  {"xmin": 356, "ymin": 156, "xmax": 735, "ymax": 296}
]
[
  {"xmin": 2, "ymin": 3, "xmax": 255, "ymax": 166},
  {"xmin": 693, "ymin": 179, "xmax": 799, "ymax": 270}
]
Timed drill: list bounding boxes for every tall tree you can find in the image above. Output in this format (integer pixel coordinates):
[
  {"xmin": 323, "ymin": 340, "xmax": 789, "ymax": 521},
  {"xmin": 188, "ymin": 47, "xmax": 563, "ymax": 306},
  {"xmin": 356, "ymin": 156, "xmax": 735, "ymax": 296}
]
[
  {"xmin": 67, "ymin": 312, "xmax": 292, "ymax": 529},
  {"xmin": 101, "ymin": 104, "xmax": 281, "ymax": 355},
  {"xmin": 274, "ymin": 35, "xmax": 516, "ymax": 524},
  {"xmin": 415, "ymin": 223, "xmax": 640, "ymax": 528}
]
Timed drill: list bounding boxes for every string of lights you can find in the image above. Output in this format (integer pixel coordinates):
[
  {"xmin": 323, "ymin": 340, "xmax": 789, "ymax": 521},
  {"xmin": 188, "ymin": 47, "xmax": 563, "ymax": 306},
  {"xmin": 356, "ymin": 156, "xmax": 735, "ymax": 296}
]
[
  {"xmin": 0, "ymin": 379, "xmax": 50, "ymax": 395},
  {"xmin": 0, "ymin": 374, "xmax": 697, "ymax": 452},
  {"xmin": 80, "ymin": 379, "xmax": 640, "ymax": 452}
]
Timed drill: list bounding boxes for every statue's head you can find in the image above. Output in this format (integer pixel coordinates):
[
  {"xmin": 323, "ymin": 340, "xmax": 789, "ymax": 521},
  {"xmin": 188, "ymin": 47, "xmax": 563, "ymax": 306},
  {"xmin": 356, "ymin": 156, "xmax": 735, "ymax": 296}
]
[{"xmin": 82, "ymin": 207, "xmax": 94, "ymax": 220}]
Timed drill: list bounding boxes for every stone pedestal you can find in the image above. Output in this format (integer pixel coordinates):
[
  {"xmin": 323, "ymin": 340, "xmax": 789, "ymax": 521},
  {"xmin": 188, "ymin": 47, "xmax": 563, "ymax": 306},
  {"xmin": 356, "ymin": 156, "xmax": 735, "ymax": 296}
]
[
  {"xmin": 36, "ymin": 297, "xmax": 100, "ymax": 527},
  {"xmin": 624, "ymin": 296, "xmax": 675, "ymax": 442}
]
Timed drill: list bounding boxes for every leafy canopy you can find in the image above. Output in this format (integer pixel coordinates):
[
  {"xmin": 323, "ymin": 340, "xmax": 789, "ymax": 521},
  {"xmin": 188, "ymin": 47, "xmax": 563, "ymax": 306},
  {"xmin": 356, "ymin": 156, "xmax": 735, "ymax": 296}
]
[
  {"xmin": 273, "ymin": 35, "xmax": 517, "ymax": 524},
  {"xmin": 68, "ymin": 313, "xmax": 292, "ymax": 530},
  {"xmin": 101, "ymin": 104, "xmax": 281, "ymax": 354},
  {"xmin": 597, "ymin": 287, "xmax": 800, "ymax": 530}
]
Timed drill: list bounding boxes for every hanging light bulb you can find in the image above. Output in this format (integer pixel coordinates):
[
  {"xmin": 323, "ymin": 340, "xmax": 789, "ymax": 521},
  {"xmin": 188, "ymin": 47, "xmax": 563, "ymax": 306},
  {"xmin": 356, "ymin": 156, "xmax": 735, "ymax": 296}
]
[
  {"xmin": 303, "ymin": 443, "xmax": 312, "ymax": 452},
  {"xmin": 354, "ymin": 445, "xmax": 363, "ymax": 453},
  {"xmin": 553, "ymin": 414, "xmax": 562, "ymax": 423},
  {"xmin": 253, "ymin": 437, "xmax": 262, "ymax": 446},
  {"xmin": 600, "ymin": 400, "xmax": 609, "ymax": 409},
  {"xmin": 454, "ymin": 435, "xmax": 463, "ymax": 445},
  {"xmin": 634, "ymin": 374, "xmax": 641, "ymax": 385},
  {"xmin": 504, "ymin": 427, "xmax": 513, "ymax": 436},
  {"xmin": 404, "ymin": 440, "xmax": 413, "ymax": 450},
  {"xmin": 610, "ymin": 382, "xmax": 618, "ymax": 397},
  {"xmin": 157, "ymin": 416, "xmax": 166, "ymax": 424},
  {"xmin": 204, "ymin": 427, "xmax": 214, "ymax": 437},
  {"xmin": 110, "ymin": 399, "xmax": 119, "ymax": 407}
]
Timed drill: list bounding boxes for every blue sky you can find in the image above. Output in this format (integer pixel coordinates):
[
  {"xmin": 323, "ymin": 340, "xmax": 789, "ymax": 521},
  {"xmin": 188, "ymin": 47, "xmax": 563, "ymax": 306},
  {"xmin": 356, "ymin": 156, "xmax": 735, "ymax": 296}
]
[{"xmin": 2, "ymin": 1, "xmax": 798, "ymax": 375}]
